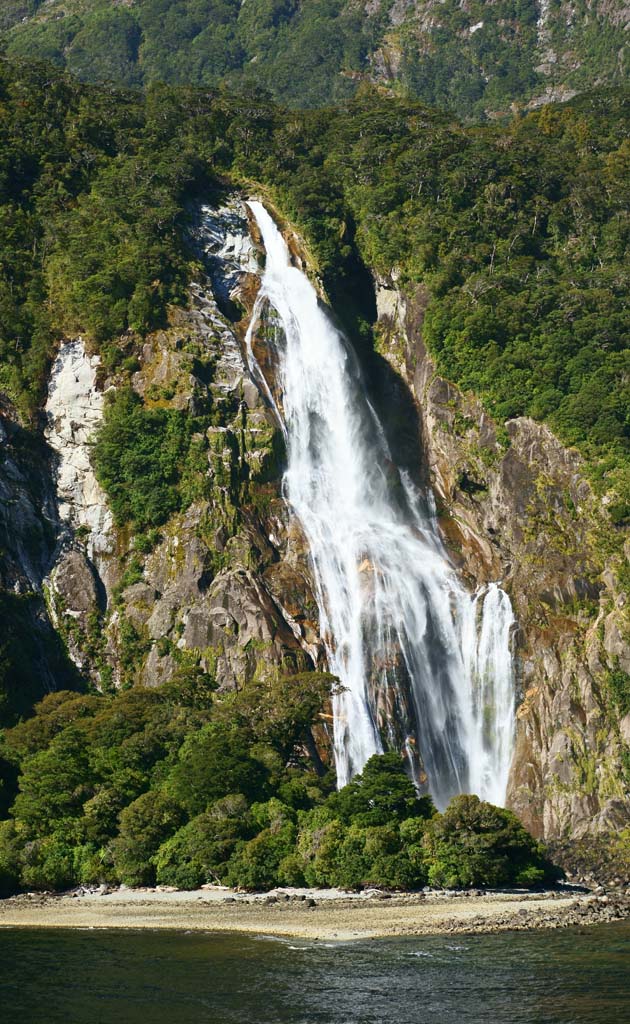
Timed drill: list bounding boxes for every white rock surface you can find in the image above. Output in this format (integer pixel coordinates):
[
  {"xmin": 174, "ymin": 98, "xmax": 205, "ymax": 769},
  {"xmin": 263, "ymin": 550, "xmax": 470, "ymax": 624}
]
[
  {"xmin": 196, "ymin": 199, "xmax": 260, "ymax": 302},
  {"xmin": 45, "ymin": 339, "xmax": 114, "ymax": 563}
]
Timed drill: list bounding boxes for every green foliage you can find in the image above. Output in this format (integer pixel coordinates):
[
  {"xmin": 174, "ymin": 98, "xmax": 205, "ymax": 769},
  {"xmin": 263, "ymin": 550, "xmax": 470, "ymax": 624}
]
[
  {"xmin": 605, "ymin": 663, "xmax": 630, "ymax": 718},
  {"xmin": 292, "ymin": 755, "xmax": 436, "ymax": 890},
  {"xmin": 11, "ymin": 727, "xmax": 92, "ymax": 835},
  {"xmin": 6, "ymin": 0, "xmax": 628, "ymax": 118},
  {"xmin": 0, "ymin": 673, "xmax": 557, "ymax": 894},
  {"xmin": 20, "ymin": 829, "xmax": 79, "ymax": 892},
  {"xmin": 46, "ymin": 151, "xmax": 191, "ymax": 342},
  {"xmin": 0, "ymin": 58, "xmax": 194, "ymax": 417},
  {"xmin": 92, "ymin": 388, "xmax": 195, "ymax": 529},
  {"xmin": 154, "ymin": 795, "xmax": 253, "ymax": 889},
  {"xmin": 328, "ymin": 751, "xmax": 434, "ymax": 827},
  {"xmin": 224, "ymin": 801, "xmax": 297, "ymax": 890},
  {"xmin": 167, "ymin": 721, "xmax": 269, "ymax": 816},
  {"xmin": 0, "ymin": 820, "xmax": 21, "ymax": 896},
  {"xmin": 212, "ymin": 672, "xmax": 338, "ymax": 760},
  {"xmin": 423, "ymin": 794, "xmax": 559, "ymax": 889},
  {"xmin": 0, "ymin": 669, "xmax": 333, "ymax": 892},
  {"xmin": 111, "ymin": 790, "xmax": 184, "ymax": 886}
]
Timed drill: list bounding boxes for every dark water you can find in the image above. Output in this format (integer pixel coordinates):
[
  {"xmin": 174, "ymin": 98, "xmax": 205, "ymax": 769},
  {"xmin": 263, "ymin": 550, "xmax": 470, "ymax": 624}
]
[{"xmin": 1, "ymin": 923, "xmax": 629, "ymax": 1024}]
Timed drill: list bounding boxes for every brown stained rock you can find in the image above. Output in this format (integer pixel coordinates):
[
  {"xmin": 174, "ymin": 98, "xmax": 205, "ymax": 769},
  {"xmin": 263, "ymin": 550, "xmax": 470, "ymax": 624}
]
[{"xmin": 263, "ymin": 562, "xmax": 318, "ymax": 624}]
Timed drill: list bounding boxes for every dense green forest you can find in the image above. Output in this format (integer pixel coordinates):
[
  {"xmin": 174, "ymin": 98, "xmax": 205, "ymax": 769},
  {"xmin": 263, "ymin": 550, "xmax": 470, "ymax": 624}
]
[
  {"xmin": 3, "ymin": 0, "xmax": 629, "ymax": 119},
  {"xmin": 0, "ymin": 678, "xmax": 558, "ymax": 893}
]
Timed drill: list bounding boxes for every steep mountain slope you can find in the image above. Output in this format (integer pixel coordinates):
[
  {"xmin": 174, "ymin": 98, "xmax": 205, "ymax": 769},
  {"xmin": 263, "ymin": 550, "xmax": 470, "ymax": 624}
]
[
  {"xmin": 0, "ymin": 60, "xmax": 629, "ymax": 865},
  {"xmin": 4, "ymin": 0, "xmax": 629, "ymax": 118}
]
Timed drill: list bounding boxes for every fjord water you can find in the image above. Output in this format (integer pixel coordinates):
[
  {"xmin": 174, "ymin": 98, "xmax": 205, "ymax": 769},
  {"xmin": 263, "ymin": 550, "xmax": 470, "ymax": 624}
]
[
  {"xmin": 245, "ymin": 201, "xmax": 515, "ymax": 807},
  {"xmin": 1, "ymin": 924, "xmax": 629, "ymax": 1024}
]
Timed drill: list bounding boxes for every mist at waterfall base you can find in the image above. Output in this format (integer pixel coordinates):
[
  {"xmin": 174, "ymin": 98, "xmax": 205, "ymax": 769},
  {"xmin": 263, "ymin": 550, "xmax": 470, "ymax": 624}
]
[{"xmin": 245, "ymin": 201, "xmax": 516, "ymax": 809}]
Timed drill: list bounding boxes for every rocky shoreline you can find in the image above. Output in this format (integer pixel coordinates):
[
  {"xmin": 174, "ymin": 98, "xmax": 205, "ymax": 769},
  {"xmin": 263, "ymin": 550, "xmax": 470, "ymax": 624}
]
[{"xmin": 1, "ymin": 886, "xmax": 629, "ymax": 941}]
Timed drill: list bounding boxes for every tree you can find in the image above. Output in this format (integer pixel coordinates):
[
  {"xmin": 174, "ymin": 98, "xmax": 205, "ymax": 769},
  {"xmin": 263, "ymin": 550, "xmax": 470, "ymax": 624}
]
[
  {"xmin": 167, "ymin": 721, "xmax": 268, "ymax": 815},
  {"xmin": 11, "ymin": 727, "xmax": 94, "ymax": 836},
  {"xmin": 329, "ymin": 752, "xmax": 435, "ymax": 827},
  {"xmin": 423, "ymin": 794, "xmax": 559, "ymax": 889},
  {"xmin": 111, "ymin": 790, "xmax": 184, "ymax": 886},
  {"xmin": 154, "ymin": 795, "xmax": 254, "ymax": 889}
]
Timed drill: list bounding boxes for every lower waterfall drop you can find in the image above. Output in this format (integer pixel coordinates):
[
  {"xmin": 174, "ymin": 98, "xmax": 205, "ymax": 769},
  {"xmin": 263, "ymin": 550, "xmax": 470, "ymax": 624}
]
[{"xmin": 244, "ymin": 200, "xmax": 516, "ymax": 809}]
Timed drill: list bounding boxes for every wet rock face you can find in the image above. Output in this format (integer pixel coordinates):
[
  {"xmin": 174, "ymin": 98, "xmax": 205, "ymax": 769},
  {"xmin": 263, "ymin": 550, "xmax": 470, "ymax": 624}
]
[{"xmin": 374, "ymin": 278, "xmax": 630, "ymax": 840}]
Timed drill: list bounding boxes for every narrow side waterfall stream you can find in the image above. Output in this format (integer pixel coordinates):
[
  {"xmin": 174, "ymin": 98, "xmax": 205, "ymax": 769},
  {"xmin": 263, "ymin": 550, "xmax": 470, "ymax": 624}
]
[{"xmin": 245, "ymin": 201, "xmax": 516, "ymax": 808}]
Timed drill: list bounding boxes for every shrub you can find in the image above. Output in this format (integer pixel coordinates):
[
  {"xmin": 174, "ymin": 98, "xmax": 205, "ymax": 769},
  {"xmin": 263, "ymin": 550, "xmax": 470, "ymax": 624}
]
[
  {"xmin": 111, "ymin": 790, "xmax": 184, "ymax": 887},
  {"xmin": 224, "ymin": 821, "xmax": 296, "ymax": 891},
  {"xmin": 20, "ymin": 830, "xmax": 78, "ymax": 892},
  {"xmin": 92, "ymin": 388, "xmax": 193, "ymax": 530},
  {"xmin": 154, "ymin": 795, "xmax": 254, "ymax": 889},
  {"xmin": 167, "ymin": 722, "xmax": 268, "ymax": 815},
  {"xmin": 0, "ymin": 820, "xmax": 22, "ymax": 896},
  {"xmin": 329, "ymin": 751, "xmax": 436, "ymax": 827},
  {"xmin": 423, "ymin": 794, "xmax": 559, "ymax": 890}
]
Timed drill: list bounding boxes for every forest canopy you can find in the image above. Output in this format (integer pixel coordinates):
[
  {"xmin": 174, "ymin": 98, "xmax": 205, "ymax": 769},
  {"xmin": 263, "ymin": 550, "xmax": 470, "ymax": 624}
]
[
  {"xmin": 3, "ymin": 0, "xmax": 629, "ymax": 120},
  {"xmin": 0, "ymin": 680, "xmax": 559, "ymax": 895}
]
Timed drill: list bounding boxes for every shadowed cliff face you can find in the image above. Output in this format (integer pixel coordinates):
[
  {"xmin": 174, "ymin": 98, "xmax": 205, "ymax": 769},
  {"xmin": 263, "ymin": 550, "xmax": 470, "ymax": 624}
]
[
  {"xmin": 372, "ymin": 278, "xmax": 630, "ymax": 840},
  {"xmin": 0, "ymin": 405, "xmax": 81, "ymax": 714}
]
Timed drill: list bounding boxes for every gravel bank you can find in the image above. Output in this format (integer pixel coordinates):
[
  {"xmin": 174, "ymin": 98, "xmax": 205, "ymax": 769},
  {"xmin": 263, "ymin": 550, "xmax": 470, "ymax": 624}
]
[{"xmin": 1, "ymin": 886, "xmax": 629, "ymax": 940}]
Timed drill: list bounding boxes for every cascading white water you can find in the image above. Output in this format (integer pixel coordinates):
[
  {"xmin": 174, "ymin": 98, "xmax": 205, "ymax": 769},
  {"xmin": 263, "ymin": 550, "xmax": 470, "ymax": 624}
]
[
  {"xmin": 463, "ymin": 582, "xmax": 517, "ymax": 807},
  {"xmin": 245, "ymin": 200, "xmax": 515, "ymax": 808}
]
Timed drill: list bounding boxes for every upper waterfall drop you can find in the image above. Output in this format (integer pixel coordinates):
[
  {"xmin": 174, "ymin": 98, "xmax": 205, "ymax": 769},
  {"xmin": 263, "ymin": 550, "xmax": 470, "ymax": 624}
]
[{"xmin": 244, "ymin": 200, "xmax": 516, "ymax": 809}]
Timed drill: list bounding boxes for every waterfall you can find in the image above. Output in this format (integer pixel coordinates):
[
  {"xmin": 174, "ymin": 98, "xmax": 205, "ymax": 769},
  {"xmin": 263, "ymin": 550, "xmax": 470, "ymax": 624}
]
[
  {"xmin": 463, "ymin": 582, "xmax": 517, "ymax": 807},
  {"xmin": 244, "ymin": 200, "xmax": 515, "ymax": 809}
]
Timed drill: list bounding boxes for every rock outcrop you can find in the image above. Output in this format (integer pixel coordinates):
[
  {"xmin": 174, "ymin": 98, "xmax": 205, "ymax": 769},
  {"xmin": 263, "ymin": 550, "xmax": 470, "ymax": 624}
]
[
  {"xmin": 44, "ymin": 339, "xmax": 114, "ymax": 567},
  {"xmin": 0, "ymin": 399, "xmax": 79, "ymax": 702},
  {"xmin": 0, "ymin": 403, "xmax": 57, "ymax": 594}
]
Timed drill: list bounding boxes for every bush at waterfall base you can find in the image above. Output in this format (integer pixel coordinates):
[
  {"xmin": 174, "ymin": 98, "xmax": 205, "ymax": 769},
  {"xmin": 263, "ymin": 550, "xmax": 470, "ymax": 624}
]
[
  {"xmin": 0, "ymin": 682, "xmax": 559, "ymax": 894},
  {"xmin": 423, "ymin": 795, "xmax": 560, "ymax": 889}
]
